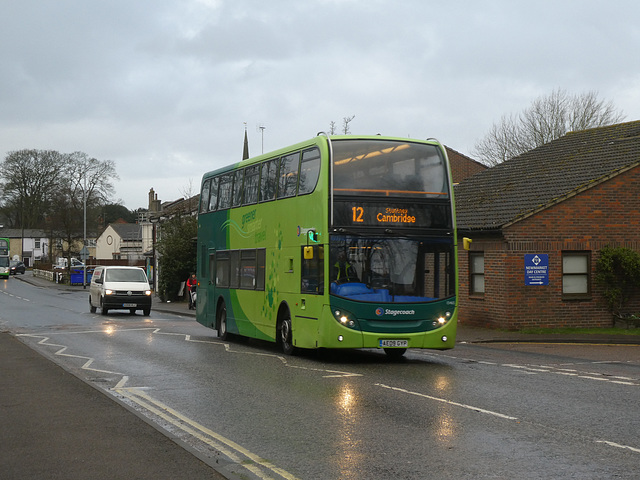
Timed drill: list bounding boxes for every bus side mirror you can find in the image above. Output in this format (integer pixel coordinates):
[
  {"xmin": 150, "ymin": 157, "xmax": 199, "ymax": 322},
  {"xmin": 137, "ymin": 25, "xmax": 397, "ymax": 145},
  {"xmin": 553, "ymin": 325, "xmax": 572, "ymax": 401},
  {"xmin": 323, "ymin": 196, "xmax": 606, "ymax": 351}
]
[
  {"xmin": 307, "ymin": 229, "xmax": 319, "ymax": 243},
  {"xmin": 463, "ymin": 237, "xmax": 473, "ymax": 250},
  {"xmin": 304, "ymin": 246, "xmax": 314, "ymax": 260}
]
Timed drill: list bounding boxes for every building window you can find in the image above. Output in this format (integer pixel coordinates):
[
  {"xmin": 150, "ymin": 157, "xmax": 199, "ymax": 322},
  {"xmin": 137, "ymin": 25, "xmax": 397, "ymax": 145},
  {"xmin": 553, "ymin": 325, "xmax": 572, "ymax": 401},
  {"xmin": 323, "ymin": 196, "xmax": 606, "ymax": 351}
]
[
  {"xmin": 562, "ymin": 251, "xmax": 590, "ymax": 298},
  {"xmin": 469, "ymin": 252, "xmax": 485, "ymax": 295}
]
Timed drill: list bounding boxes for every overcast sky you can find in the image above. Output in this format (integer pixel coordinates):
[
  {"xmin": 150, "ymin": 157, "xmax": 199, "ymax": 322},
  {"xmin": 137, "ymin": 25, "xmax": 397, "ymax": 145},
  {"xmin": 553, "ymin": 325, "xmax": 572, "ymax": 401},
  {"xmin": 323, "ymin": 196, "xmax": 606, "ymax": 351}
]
[{"xmin": 2, "ymin": 0, "xmax": 639, "ymax": 210}]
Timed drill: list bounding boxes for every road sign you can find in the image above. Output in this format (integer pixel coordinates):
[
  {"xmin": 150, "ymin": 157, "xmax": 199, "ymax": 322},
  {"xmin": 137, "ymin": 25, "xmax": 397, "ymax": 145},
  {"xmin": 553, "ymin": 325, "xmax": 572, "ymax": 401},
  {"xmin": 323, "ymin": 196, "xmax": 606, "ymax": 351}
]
[{"xmin": 525, "ymin": 254, "xmax": 549, "ymax": 286}]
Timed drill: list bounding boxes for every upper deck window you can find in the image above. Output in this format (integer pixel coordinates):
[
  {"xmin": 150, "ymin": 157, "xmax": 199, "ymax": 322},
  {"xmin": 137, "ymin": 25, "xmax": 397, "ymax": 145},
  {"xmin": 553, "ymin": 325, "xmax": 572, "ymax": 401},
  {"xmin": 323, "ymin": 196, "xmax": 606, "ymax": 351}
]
[
  {"xmin": 299, "ymin": 148, "xmax": 321, "ymax": 195},
  {"xmin": 332, "ymin": 140, "xmax": 449, "ymax": 198},
  {"xmin": 232, "ymin": 169, "xmax": 244, "ymax": 207},
  {"xmin": 278, "ymin": 152, "xmax": 300, "ymax": 199},
  {"xmin": 218, "ymin": 173, "xmax": 234, "ymax": 210},
  {"xmin": 260, "ymin": 159, "xmax": 278, "ymax": 202},
  {"xmin": 199, "ymin": 179, "xmax": 211, "ymax": 214},
  {"xmin": 243, "ymin": 165, "xmax": 260, "ymax": 205}
]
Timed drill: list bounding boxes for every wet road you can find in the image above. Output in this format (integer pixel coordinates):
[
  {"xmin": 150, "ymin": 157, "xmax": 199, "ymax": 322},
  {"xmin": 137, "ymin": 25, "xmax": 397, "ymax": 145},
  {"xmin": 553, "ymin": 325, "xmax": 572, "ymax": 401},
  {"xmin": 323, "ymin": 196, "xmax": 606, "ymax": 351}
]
[{"xmin": 2, "ymin": 278, "xmax": 639, "ymax": 479}]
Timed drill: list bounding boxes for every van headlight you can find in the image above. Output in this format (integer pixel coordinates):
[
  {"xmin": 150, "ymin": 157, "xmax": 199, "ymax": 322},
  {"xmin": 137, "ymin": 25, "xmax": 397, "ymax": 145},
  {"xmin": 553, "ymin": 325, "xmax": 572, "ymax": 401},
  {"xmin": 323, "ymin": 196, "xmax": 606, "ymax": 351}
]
[
  {"xmin": 105, "ymin": 289, "xmax": 114, "ymax": 295},
  {"xmin": 144, "ymin": 290, "xmax": 152, "ymax": 296}
]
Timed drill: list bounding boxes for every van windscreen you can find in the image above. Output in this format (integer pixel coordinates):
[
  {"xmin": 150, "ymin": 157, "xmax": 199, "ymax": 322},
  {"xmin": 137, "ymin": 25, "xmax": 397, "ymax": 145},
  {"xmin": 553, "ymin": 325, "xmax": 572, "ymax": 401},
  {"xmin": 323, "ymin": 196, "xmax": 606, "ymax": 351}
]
[{"xmin": 105, "ymin": 268, "xmax": 147, "ymax": 283}]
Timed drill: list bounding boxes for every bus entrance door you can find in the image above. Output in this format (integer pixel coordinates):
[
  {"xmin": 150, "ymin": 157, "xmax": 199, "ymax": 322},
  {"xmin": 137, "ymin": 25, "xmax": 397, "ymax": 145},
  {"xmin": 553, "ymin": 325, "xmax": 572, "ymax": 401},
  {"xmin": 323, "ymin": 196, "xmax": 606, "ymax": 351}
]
[{"xmin": 207, "ymin": 250, "xmax": 217, "ymax": 328}]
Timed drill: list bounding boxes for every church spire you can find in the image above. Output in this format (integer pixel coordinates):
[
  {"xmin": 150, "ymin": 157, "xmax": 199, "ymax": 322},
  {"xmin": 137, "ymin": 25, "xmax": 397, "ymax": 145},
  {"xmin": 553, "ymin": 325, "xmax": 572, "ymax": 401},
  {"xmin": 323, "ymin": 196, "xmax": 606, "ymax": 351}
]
[{"xmin": 242, "ymin": 123, "xmax": 250, "ymax": 160}]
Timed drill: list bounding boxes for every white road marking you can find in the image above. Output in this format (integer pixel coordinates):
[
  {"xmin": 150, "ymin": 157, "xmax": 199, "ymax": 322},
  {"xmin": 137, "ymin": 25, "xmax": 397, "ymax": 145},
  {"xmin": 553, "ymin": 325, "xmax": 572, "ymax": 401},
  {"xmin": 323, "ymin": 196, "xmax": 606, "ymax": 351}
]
[
  {"xmin": 595, "ymin": 440, "xmax": 640, "ymax": 454},
  {"xmin": 16, "ymin": 334, "xmax": 124, "ymax": 375},
  {"xmin": 376, "ymin": 383, "xmax": 519, "ymax": 420},
  {"xmin": 18, "ymin": 327, "xmax": 640, "ymax": 466},
  {"xmin": 422, "ymin": 351, "xmax": 640, "ymax": 386},
  {"xmin": 1, "ymin": 290, "xmax": 30, "ymax": 301}
]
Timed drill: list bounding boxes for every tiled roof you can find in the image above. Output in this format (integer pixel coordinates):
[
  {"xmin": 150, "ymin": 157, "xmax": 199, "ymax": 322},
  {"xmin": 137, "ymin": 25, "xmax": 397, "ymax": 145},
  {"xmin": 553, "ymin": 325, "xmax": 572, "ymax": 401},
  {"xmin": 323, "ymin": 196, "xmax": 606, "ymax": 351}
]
[
  {"xmin": 110, "ymin": 223, "xmax": 142, "ymax": 241},
  {"xmin": 0, "ymin": 229, "xmax": 47, "ymax": 239},
  {"xmin": 454, "ymin": 121, "xmax": 640, "ymax": 231}
]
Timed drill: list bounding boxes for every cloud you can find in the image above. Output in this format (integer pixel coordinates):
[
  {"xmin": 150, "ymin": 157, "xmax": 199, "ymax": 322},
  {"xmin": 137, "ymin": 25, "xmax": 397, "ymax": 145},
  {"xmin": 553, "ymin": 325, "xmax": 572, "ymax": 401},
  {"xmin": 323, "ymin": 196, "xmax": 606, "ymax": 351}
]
[{"xmin": 1, "ymin": 0, "xmax": 638, "ymax": 208}]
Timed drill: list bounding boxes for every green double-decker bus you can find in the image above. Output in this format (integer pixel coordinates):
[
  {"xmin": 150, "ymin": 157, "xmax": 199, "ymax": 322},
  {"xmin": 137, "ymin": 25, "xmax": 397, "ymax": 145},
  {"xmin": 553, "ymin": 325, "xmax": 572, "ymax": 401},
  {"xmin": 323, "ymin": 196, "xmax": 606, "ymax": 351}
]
[
  {"xmin": 196, "ymin": 134, "xmax": 458, "ymax": 358},
  {"xmin": 0, "ymin": 238, "xmax": 10, "ymax": 279}
]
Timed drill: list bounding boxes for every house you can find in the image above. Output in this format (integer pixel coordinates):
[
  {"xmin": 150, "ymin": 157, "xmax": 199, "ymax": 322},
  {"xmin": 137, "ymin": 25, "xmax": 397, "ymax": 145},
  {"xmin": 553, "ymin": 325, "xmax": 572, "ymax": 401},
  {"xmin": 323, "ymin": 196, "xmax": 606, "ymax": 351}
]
[
  {"xmin": 50, "ymin": 237, "xmax": 97, "ymax": 264},
  {"xmin": 0, "ymin": 228, "xmax": 48, "ymax": 266},
  {"xmin": 454, "ymin": 120, "xmax": 640, "ymax": 329},
  {"xmin": 95, "ymin": 223, "xmax": 146, "ymax": 260}
]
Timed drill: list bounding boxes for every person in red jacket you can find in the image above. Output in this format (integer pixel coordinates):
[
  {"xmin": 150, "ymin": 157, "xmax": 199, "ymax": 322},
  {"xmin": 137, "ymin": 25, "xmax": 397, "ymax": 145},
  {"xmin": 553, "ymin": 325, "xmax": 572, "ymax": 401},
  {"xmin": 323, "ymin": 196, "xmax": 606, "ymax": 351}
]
[{"xmin": 186, "ymin": 273, "xmax": 197, "ymax": 309}]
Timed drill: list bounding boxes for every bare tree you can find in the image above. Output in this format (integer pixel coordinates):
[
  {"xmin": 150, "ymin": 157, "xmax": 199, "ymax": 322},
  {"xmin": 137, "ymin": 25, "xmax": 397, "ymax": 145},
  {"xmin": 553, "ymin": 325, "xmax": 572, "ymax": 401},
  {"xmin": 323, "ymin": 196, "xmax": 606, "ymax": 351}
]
[
  {"xmin": 473, "ymin": 89, "xmax": 625, "ymax": 166},
  {"xmin": 342, "ymin": 115, "xmax": 356, "ymax": 134},
  {"xmin": 180, "ymin": 179, "xmax": 198, "ymax": 214},
  {"xmin": 328, "ymin": 115, "xmax": 356, "ymax": 135},
  {"xmin": 0, "ymin": 149, "xmax": 67, "ymax": 228},
  {"xmin": 47, "ymin": 152, "xmax": 118, "ymax": 260}
]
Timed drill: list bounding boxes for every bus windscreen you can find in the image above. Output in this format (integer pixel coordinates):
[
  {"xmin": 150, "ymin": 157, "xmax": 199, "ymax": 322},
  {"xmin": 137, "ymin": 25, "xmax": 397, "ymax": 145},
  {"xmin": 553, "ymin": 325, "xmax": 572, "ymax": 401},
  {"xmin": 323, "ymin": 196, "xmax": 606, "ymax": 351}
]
[{"xmin": 332, "ymin": 140, "xmax": 450, "ymax": 198}]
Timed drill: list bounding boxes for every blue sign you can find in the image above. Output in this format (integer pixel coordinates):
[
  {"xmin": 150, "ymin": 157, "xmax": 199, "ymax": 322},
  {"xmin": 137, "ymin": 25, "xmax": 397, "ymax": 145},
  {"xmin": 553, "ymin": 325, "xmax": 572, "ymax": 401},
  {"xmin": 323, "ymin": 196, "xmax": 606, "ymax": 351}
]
[{"xmin": 524, "ymin": 254, "xmax": 549, "ymax": 286}]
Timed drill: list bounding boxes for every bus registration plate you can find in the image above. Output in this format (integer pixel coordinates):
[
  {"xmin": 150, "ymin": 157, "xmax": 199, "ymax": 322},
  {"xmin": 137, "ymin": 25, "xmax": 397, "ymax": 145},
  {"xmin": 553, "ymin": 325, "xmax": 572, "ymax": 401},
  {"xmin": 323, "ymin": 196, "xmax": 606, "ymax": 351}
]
[{"xmin": 379, "ymin": 339, "xmax": 408, "ymax": 348}]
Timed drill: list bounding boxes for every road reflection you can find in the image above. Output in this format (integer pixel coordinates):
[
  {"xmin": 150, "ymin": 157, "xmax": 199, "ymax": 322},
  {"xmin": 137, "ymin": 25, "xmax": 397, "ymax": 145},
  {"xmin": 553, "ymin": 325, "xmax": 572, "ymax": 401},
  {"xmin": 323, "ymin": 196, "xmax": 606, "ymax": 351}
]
[
  {"xmin": 432, "ymin": 374, "xmax": 457, "ymax": 443},
  {"xmin": 336, "ymin": 383, "xmax": 365, "ymax": 480}
]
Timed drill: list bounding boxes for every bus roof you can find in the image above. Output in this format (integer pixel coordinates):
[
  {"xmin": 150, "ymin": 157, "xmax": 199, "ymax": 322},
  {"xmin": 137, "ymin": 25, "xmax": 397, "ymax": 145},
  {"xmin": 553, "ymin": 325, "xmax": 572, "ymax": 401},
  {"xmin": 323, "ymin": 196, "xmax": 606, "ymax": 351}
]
[{"xmin": 200, "ymin": 134, "xmax": 445, "ymax": 182}]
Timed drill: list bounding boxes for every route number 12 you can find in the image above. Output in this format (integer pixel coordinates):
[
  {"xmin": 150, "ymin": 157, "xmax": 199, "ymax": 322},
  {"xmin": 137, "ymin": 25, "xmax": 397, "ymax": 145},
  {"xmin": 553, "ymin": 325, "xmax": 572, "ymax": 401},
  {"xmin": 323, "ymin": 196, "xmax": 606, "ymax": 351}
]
[{"xmin": 352, "ymin": 206, "xmax": 364, "ymax": 223}]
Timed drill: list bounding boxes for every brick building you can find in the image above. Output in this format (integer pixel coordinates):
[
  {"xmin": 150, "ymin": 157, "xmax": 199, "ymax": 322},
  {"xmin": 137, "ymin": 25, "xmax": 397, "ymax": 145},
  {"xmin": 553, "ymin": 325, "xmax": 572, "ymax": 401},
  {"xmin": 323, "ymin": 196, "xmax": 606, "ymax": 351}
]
[
  {"xmin": 454, "ymin": 121, "xmax": 640, "ymax": 329},
  {"xmin": 445, "ymin": 146, "xmax": 487, "ymax": 183}
]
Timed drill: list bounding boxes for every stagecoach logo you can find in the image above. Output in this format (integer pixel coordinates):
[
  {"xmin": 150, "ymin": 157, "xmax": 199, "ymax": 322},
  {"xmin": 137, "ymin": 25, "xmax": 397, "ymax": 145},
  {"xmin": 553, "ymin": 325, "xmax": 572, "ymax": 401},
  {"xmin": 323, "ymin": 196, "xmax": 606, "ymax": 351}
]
[{"xmin": 376, "ymin": 307, "xmax": 416, "ymax": 317}]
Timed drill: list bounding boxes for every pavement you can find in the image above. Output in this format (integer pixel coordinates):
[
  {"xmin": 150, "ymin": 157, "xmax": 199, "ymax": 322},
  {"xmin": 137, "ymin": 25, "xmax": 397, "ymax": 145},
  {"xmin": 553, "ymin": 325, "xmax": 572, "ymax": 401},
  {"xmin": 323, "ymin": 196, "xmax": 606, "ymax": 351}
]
[{"xmin": 2, "ymin": 274, "xmax": 638, "ymax": 479}]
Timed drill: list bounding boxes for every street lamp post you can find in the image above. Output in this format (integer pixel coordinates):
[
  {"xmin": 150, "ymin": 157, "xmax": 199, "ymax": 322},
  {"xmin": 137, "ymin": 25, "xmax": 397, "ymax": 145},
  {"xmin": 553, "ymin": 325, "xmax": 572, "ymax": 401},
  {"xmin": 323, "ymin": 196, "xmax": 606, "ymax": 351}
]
[{"xmin": 82, "ymin": 167, "xmax": 87, "ymax": 289}]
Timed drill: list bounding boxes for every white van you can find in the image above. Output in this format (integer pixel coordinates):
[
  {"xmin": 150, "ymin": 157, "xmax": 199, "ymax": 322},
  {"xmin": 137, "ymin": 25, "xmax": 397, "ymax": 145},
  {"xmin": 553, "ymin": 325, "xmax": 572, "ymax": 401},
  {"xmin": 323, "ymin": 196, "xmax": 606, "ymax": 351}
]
[{"xmin": 89, "ymin": 266, "xmax": 152, "ymax": 315}]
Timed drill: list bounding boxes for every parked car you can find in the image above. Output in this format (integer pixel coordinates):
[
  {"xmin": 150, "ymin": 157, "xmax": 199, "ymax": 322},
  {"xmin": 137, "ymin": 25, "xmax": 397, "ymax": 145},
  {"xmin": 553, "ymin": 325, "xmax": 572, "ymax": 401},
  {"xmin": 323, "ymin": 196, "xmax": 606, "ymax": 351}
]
[{"xmin": 10, "ymin": 260, "xmax": 26, "ymax": 275}]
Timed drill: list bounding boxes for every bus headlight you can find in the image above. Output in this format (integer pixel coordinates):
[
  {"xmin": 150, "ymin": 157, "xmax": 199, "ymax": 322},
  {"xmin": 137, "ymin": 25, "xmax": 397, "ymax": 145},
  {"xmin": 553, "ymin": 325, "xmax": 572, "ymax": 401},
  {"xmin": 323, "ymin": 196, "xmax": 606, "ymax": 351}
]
[
  {"xmin": 333, "ymin": 309, "xmax": 358, "ymax": 329},
  {"xmin": 434, "ymin": 311, "xmax": 451, "ymax": 326}
]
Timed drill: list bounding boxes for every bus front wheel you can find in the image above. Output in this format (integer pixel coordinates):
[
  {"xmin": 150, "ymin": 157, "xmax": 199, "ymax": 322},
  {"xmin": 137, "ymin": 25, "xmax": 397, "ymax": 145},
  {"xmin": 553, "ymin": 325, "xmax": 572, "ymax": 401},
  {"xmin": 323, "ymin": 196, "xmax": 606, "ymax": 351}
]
[
  {"xmin": 279, "ymin": 310, "xmax": 296, "ymax": 355},
  {"xmin": 217, "ymin": 302, "xmax": 229, "ymax": 340},
  {"xmin": 384, "ymin": 348, "xmax": 407, "ymax": 360}
]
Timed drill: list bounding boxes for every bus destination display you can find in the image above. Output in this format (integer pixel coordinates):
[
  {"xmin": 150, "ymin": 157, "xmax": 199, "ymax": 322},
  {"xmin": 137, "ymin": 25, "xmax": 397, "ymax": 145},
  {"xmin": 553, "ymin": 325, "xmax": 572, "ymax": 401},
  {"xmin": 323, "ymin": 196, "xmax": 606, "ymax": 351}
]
[
  {"xmin": 333, "ymin": 200, "xmax": 451, "ymax": 229},
  {"xmin": 352, "ymin": 206, "xmax": 416, "ymax": 225}
]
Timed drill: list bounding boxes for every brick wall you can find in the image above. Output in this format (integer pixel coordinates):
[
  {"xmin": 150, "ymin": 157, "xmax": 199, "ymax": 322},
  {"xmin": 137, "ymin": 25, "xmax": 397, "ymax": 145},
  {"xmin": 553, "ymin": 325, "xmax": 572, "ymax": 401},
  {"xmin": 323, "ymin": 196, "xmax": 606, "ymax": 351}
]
[
  {"xmin": 446, "ymin": 147, "xmax": 487, "ymax": 184},
  {"xmin": 458, "ymin": 165, "xmax": 640, "ymax": 329}
]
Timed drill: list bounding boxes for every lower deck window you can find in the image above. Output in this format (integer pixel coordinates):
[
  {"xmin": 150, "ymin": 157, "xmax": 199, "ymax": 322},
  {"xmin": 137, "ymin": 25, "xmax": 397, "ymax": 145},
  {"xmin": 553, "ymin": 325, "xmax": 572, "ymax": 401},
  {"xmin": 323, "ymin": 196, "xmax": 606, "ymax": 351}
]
[{"xmin": 215, "ymin": 249, "xmax": 265, "ymax": 291}]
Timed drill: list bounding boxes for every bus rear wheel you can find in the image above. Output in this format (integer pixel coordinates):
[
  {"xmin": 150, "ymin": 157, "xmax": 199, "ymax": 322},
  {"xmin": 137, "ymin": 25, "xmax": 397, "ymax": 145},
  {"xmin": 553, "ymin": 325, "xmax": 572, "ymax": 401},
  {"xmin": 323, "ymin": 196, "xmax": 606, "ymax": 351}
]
[{"xmin": 217, "ymin": 302, "xmax": 229, "ymax": 340}]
